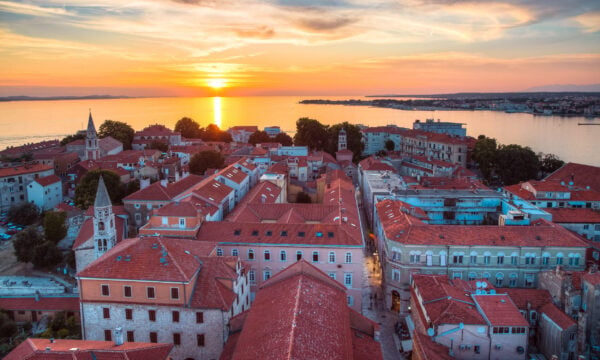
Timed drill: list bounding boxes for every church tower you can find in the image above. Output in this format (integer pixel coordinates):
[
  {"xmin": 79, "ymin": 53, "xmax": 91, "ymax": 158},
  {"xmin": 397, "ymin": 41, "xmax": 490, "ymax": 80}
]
[
  {"xmin": 93, "ymin": 176, "xmax": 116, "ymax": 259},
  {"xmin": 85, "ymin": 111, "xmax": 100, "ymax": 160},
  {"xmin": 338, "ymin": 128, "xmax": 347, "ymax": 151}
]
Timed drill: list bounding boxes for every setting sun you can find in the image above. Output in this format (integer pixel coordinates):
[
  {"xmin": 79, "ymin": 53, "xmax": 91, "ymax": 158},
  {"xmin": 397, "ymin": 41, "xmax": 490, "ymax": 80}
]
[{"xmin": 207, "ymin": 79, "xmax": 227, "ymax": 89}]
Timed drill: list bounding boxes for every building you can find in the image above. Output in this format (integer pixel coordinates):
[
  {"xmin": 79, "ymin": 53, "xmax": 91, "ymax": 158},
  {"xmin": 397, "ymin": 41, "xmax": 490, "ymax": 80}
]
[
  {"xmin": 263, "ymin": 126, "xmax": 281, "ymax": 137},
  {"xmin": 73, "ymin": 177, "xmax": 129, "ymax": 272},
  {"xmin": 413, "ymin": 118, "xmax": 467, "ymax": 137},
  {"xmin": 374, "ymin": 199, "xmax": 589, "ymax": 313},
  {"xmin": 0, "ymin": 163, "xmax": 54, "ymax": 211},
  {"xmin": 221, "ymin": 260, "xmax": 383, "ymax": 360},
  {"xmin": 227, "ymin": 126, "xmax": 258, "ymax": 143},
  {"xmin": 545, "ymin": 162, "xmax": 600, "ymax": 193},
  {"xmin": 131, "ymin": 124, "xmax": 182, "ymax": 150},
  {"xmin": 65, "ymin": 114, "xmax": 123, "ymax": 161},
  {"xmin": 504, "ymin": 179, "xmax": 600, "ymax": 210},
  {"xmin": 26, "ymin": 174, "xmax": 62, "ymax": 211},
  {"xmin": 580, "ymin": 270, "xmax": 600, "ymax": 358},
  {"xmin": 538, "ymin": 302, "xmax": 578, "ymax": 360},
  {"xmin": 5, "ymin": 338, "xmax": 172, "ymax": 360},
  {"xmin": 76, "ymin": 236, "xmax": 249, "ymax": 360}
]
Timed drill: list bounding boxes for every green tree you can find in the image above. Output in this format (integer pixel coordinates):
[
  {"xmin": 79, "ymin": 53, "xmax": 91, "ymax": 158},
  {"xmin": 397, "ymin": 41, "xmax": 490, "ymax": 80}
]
[
  {"xmin": 472, "ymin": 135, "xmax": 498, "ymax": 182},
  {"xmin": 189, "ymin": 150, "xmax": 225, "ymax": 175},
  {"xmin": 327, "ymin": 122, "xmax": 365, "ymax": 161},
  {"xmin": 98, "ymin": 120, "xmax": 135, "ymax": 150},
  {"xmin": 149, "ymin": 140, "xmax": 169, "ymax": 153},
  {"xmin": 60, "ymin": 132, "xmax": 85, "ymax": 146},
  {"xmin": 296, "ymin": 191, "xmax": 312, "ymax": 203},
  {"xmin": 74, "ymin": 169, "xmax": 124, "ymax": 209},
  {"xmin": 8, "ymin": 203, "xmax": 40, "ymax": 225},
  {"xmin": 13, "ymin": 227, "xmax": 44, "ymax": 263},
  {"xmin": 40, "ymin": 311, "xmax": 81, "ymax": 339},
  {"xmin": 293, "ymin": 117, "xmax": 329, "ymax": 151},
  {"xmin": 385, "ymin": 139, "xmax": 395, "ymax": 152},
  {"xmin": 32, "ymin": 241, "xmax": 63, "ymax": 269},
  {"xmin": 174, "ymin": 117, "xmax": 202, "ymax": 138},
  {"xmin": 43, "ymin": 211, "xmax": 67, "ymax": 243},
  {"xmin": 248, "ymin": 130, "xmax": 271, "ymax": 145},
  {"xmin": 495, "ymin": 144, "xmax": 540, "ymax": 185},
  {"xmin": 539, "ymin": 153, "xmax": 564, "ymax": 175},
  {"xmin": 274, "ymin": 132, "xmax": 293, "ymax": 146},
  {"xmin": 0, "ymin": 311, "xmax": 17, "ymax": 339},
  {"xmin": 201, "ymin": 124, "xmax": 232, "ymax": 142}
]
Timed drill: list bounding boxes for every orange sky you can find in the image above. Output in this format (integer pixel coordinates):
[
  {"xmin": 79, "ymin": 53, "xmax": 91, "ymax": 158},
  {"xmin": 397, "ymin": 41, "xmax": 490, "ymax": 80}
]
[{"xmin": 0, "ymin": 0, "xmax": 599, "ymax": 96}]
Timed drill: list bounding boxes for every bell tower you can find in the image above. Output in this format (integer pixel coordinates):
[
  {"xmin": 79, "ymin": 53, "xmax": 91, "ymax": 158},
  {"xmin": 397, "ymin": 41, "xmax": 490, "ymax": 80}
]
[
  {"xmin": 338, "ymin": 128, "xmax": 347, "ymax": 151},
  {"xmin": 93, "ymin": 176, "xmax": 116, "ymax": 258},
  {"xmin": 85, "ymin": 110, "xmax": 100, "ymax": 160}
]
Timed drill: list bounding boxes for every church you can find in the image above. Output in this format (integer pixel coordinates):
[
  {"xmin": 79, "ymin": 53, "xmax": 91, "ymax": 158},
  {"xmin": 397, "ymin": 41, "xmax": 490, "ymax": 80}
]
[{"xmin": 65, "ymin": 112, "xmax": 123, "ymax": 161}]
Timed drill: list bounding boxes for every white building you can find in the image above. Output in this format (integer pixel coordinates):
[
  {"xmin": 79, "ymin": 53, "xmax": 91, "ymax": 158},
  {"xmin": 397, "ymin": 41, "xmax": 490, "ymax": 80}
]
[{"xmin": 26, "ymin": 174, "xmax": 62, "ymax": 211}]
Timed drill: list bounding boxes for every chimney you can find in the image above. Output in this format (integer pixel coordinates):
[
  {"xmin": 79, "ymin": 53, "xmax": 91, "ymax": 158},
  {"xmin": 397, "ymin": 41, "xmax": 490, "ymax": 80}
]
[
  {"xmin": 114, "ymin": 327, "xmax": 124, "ymax": 346},
  {"xmin": 160, "ymin": 179, "xmax": 168, "ymax": 187},
  {"xmin": 140, "ymin": 178, "xmax": 150, "ymax": 190}
]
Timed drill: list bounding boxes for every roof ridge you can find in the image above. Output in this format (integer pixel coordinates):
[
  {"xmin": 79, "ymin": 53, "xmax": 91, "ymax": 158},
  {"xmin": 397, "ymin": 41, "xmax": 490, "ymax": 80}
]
[
  {"xmin": 287, "ymin": 276, "xmax": 303, "ymax": 360},
  {"xmin": 160, "ymin": 238, "xmax": 189, "ymax": 281}
]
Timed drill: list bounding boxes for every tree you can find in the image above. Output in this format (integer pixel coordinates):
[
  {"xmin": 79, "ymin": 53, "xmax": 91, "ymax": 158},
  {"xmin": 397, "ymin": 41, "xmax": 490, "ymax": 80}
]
[
  {"xmin": 201, "ymin": 124, "xmax": 232, "ymax": 142},
  {"xmin": 8, "ymin": 203, "xmax": 40, "ymax": 225},
  {"xmin": 32, "ymin": 241, "xmax": 63, "ymax": 269},
  {"xmin": 296, "ymin": 191, "xmax": 312, "ymax": 203},
  {"xmin": 274, "ymin": 132, "xmax": 293, "ymax": 146},
  {"xmin": 43, "ymin": 211, "xmax": 67, "ymax": 243},
  {"xmin": 40, "ymin": 311, "xmax": 81, "ymax": 339},
  {"xmin": 539, "ymin": 153, "xmax": 564, "ymax": 175},
  {"xmin": 495, "ymin": 144, "xmax": 540, "ymax": 185},
  {"xmin": 174, "ymin": 117, "xmax": 202, "ymax": 138},
  {"xmin": 293, "ymin": 117, "xmax": 329, "ymax": 151},
  {"xmin": 385, "ymin": 139, "xmax": 395, "ymax": 152},
  {"xmin": 13, "ymin": 227, "xmax": 44, "ymax": 263},
  {"xmin": 0, "ymin": 311, "xmax": 17, "ymax": 339},
  {"xmin": 189, "ymin": 150, "xmax": 225, "ymax": 175},
  {"xmin": 98, "ymin": 120, "xmax": 135, "ymax": 150},
  {"xmin": 74, "ymin": 169, "xmax": 124, "ymax": 209},
  {"xmin": 471, "ymin": 135, "xmax": 498, "ymax": 182},
  {"xmin": 248, "ymin": 130, "xmax": 271, "ymax": 145},
  {"xmin": 60, "ymin": 132, "xmax": 85, "ymax": 146},
  {"xmin": 326, "ymin": 122, "xmax": 364, "ymax": 161},
  {"xmin": 149, "ymin": 140, "xmax": 169, "ymax": 153}
]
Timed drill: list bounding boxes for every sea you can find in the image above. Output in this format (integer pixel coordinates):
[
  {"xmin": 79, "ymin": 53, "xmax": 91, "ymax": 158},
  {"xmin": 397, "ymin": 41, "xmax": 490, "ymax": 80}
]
[{"xmin": 0, "ymin": 96, "xmax": 598, "ymax": 166}]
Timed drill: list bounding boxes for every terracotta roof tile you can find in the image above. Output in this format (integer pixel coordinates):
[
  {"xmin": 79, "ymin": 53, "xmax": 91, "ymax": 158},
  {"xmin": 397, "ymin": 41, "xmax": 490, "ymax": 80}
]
[
  {"xmin": 582, "ymin": 271, "xmax": 600, "ymax": 286},
  {"xmin": 546, "ymin": 162, "xmax": 600, "ymax": 193},
  {"xmin": 540, "ymin": 302, "xmax": 576, "ymax": 330},
  {"xmin": 0, "ymin": 163, "xmax": 53, "ymax": 178},
  {"xmin": 546, "ymin": 208, "xmax": 600, "ymax": 223},
  {"xmin": 473, "ymin": 294, "xmax": 529, "ymax": 327},
  {"xmin": 501, "ymin": 288, "xmax": 552, "ymax": 310},
  {"xmin": 34, "ymin": 174, "xmax": 61, "ymax": 186},
  {"xmin": 0, "ymin": 296, "xmax": 79, "ymax": 312},
  {"xmin": 412, "ymin": 331, "xmax": 455, "ymax": 360}
]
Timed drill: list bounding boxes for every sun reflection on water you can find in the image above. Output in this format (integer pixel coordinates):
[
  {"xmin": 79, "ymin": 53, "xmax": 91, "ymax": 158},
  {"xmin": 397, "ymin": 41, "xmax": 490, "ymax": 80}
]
[{"xmin": 213, "ymin": 97, "xmax": 222, "ymax": 128}]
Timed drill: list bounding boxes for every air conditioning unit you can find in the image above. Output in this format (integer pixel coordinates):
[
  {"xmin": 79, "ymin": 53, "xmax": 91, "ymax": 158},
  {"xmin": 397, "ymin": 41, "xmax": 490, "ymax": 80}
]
[{"xmin": 495, "ymin": 344, "xmax": 502, "ymax": 350}]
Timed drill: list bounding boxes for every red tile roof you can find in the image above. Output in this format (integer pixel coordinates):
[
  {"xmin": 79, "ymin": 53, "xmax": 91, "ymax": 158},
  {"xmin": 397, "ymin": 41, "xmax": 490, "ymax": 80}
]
[
  {"xmin": 153, "ymin": 201, "xmax": 198, "ymax": 217},
  {"xmin": 546, "ymin": 208, "xmax": 600, "ymax": 223},
  {"xmin": 540, "ymin": 302, "xmax": 576, "ymax": 330},
  {"xmin": 191, "ymin": 179, "xmax": 234, "ymax": 205},
  {"xmin": 473, "ymin": 294, "xmax": 529, "ymax": 327},
  {"xmin": 135, "ymin": 124, "xmax": 179, "ymax": 136},
  {"xmin": 228, "ymin": 126, "xmax": 258, "ymax": 132},
  {"xmin": 501, "ymin": 288, "xmax": 552, "ymax": 310},
  {"xmin": 223, "ymin": 260, "xmax": 381, "ymax": 360},
  {"xmin": 412, "ymin": 331, "xmax": 455, "ymax": 360},
  {"xmin": 0, "ymin": 296, "xmax": 79, "ymax": 312},
  {"xmin": 0, "ymin": 163, "xmax": 53, "ymax": 178},
  {"xmin": 99, "ymin": 136, "xmax": 123, "ymax": 152},
  {"xmin": 190, "ymin": 256, "xmax": 240, "ymax": 310},
  {"xmin": 34, "ymin": 174, "xmax": 61, "ymax": 186},
  {"xmin": 4, "ymin": 338, "xmax": 172, "ymax": 360},
  {"xmin": 219, "ymin": 166, "xmax": 248, "ymax": 184},
  {"xmin": 376, "ymin": 199, "xmax": 589, "ymax": 248},
  {"xmin": 582, "ymin": 271, "xmax": 600, "ymax": 286},
  {"xmin": 358, "ymin": 157, "xmax": 396, "ymax": 172},
  {"xmin": 546, "ymin": 162, "xmax": 600, "ymax": 193},
  {"xmin": 123, "ymin": 175, "xmax": 203, "ymax": 201}
]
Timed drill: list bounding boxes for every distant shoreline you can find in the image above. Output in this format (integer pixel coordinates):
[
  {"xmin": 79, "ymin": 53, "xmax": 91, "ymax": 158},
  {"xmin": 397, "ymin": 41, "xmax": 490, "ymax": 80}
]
[{"xmin": 0, "ymin": 95, "xmax": 135, "ymax": 102}]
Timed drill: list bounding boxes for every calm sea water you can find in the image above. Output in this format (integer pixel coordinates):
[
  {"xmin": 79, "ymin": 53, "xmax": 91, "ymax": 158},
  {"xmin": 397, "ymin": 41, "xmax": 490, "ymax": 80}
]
[{"xmin": 0, "ymin": 96, "xmax": 598, "ymax": 166}]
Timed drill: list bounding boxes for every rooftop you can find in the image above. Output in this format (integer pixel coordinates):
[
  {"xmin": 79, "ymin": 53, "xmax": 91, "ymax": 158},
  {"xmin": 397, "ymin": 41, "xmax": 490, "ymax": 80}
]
[
  {"xmin": 473, "ymin": 294, "xmax": 529, "ymax": 327},
  {"xmin": 0, "ymin": 163, "xmax": 53, "ymax": 178}
]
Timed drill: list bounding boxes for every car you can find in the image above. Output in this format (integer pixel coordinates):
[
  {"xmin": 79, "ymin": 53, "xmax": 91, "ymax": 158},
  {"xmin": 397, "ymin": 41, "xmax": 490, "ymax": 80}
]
[{"xmin": 6, "ymin": 229, "xmax": 17, "ymax": 235}]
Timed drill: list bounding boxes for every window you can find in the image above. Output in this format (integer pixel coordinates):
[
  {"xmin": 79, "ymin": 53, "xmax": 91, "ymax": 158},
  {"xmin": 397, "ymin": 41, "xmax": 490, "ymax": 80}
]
[
  {"xmin": 470, "ymin": 254, "xmax": 477, "ymax": 264},
  {"xmin": 509, "ymin": 274, "xmax": 518, "ymax": 287},
  {"xmin": 234, "ymin": 229, "xmax": 241, "ymax": 235},
  {"xmin": 249, "ymin": 270, "xmax": 256, "ymax": 285},
  {"xmin": 344, "ymin": 273, "xmax": 353, "ymax": 288},
  {"xmin": 248, "ymin": 249, "xmax": 255, "ymax": 260},
  {"xmin": 197, "ymin": 334, "xmax": 205, "ymax": 347},
  {"xmin": 125, "ymin": 308, "xmax": 133, "ymax": 320},
  {"xmin": 216, "ymin": 248, "xmax": 223, "ymax": 256},
  {"xmin": 483, "ymin": 255, "xmax": 491, "ymax": 265},
  {"xmin": 265, "ymin": 230, "xmax": 272, "ymax": 236},
  {"xmin": 542, "ymin": 255, "xmax": 549, "ymax": 265},
  {"xmin": 312, "ymin": 251, "xmax": 319, "ymax": 263},
  {"xmin": 101, "ymin": 284, "xmax": 110, "ymax": 296},
  {"xmin": 497, "ymin": 255, "xmax": 504, "ymax": 264},
  {"xmin": 584, "ymin": 224, "xmax": 589, "ymax": 230},
  {"xmin": 296, "ymin": 251, "xmax": 303, "ymax": 261},
  {"xmin": 263, "ymin": 270, "xmax": 271, "ymax": 281},
  {"xmin": 104, "ymin": 329, "xmax": 112, "ymax": 341},
  {"xmin": 511, "ymin": 254, "xmax": 519, "ymax": 265},
  {"xmin": 281, "ymin": 230, "xmax": 288, "ymax": 236},
  {"xmin": 172, "ymin": 311, "xmax": 180, "ymax": 323},
  {"xmin": 280, "ymin": 250, "xmax": 287, "ymax": 262},
  {"xmin": 171, "ymin": 287, "xmax": 179, "ymax": 300},
  {"xmin": 392, "ymin": 269, "xmax": 400, "ymax": 282},
  {"xmin": 251, "ymin": 230, "xmax": 259, "ymax": 236},
  {"xmin": 148, "ymin": 310, "xmax": 156, "ymax": 322},
  {"xmin": 410, "ymin": 254, "xmax": 421, "ymax": 263},
  {"xmin": 127, "ymin": 331, "xmax": 134, "ymax": 342},
  {"xmin": 328, "ymin": 232, "xmax": 334, "ymax": 238},
  {"xmin": 123, "ymin": 285, "xmax": 132, "ymax": 298},
  {"xmin": 495, "ymin": 274, "xmax": 504, "ymax": 287},
  {"xmin": 232, "ymin": 248, "xmax": 238, "ymax": 256},
  {"xmin": 328, "ymin": 272, "xmax": 336, "ymax": 280},
  {"xmin": 557, "ymin": 254, "xmax": 564, "ymax": 265},
  {"xmin": 102, "ymin": 308, "xmax": 110, "ymax": 319},
  {"xmin": 345, "ymin": 252, "xmax": 352, "ymax": 264},
  {"xmin": 474, "ymin": 345, "xmax": 481, "ymax": 354},
  {"xmin": 525, "ymin": 255, "xmax": 536, "ymax": 265},
  {"xmin": 347, "ymin": 296, "xmax": 354, "ymax": 306},
  {"xmin": 150, "ymin": 332, "xmax": 158, "ymax": 343},
  {"xmin": 196, "ymin": 312, "xmax": 204, "ymax": 324},
  {"xmin": 453, "ymin": 255, "xmax": 463, "ymax": 264},
  {"xmin": 264, "ymin": 250, "xmax": 271, "ymax": 261},
  {"xmin": 147, "ymin": 287, "xmax": 155, "ymax": 299},
  {"xmin": 173, "ymin": 333, "xmax": 181, "ymax": 346},
  {"xmin": 329, "ymin": 252, "xmax": 336, "ymax": 263}
]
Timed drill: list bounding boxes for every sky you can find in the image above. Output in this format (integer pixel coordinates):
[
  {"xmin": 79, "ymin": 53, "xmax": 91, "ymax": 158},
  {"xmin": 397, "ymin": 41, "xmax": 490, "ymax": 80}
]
[{"xmin": 0, "ymin": 0, "xmax": 599, "ymax": 96}]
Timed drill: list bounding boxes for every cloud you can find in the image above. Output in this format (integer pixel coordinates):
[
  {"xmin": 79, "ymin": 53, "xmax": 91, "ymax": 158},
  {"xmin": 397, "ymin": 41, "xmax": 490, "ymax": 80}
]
[
  {"xmin": 294, "ymin": 16, "xmax": 357, "ymax": 32},
  {"xmin": 572, "ymin": 11, "xmax": 600, "ymax": 33},
  {"xmin": 234, "ymin": 25, "xmax": 276, "ymax": 39}
]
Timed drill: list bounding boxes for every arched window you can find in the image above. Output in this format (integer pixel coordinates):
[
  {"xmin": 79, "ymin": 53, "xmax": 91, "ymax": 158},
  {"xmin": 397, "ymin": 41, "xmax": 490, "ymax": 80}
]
[
  {"xmin": 98, "ymin": 222, "xmax": 105, "ymax": 231},
  {"xmin": 556, "ymin": 252, "xmax": 564, "ymax": 265},
  {"xmin": 248, "ymin": 249, "xmax": 255, "ymax": 260}
]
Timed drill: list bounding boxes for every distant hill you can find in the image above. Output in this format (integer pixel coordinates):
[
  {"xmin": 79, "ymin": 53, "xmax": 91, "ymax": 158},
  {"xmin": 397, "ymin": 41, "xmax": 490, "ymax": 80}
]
[
  {"xmin": 524, "ymin": 84, "xmax": 600, "ymax": 92},
  {"xmin": 0, "ymin": 95, "xmax": 133, "ymax": 102},
  {"xmin": 366, "ymin": 91, "xmax": 600, "ymax": 99}
]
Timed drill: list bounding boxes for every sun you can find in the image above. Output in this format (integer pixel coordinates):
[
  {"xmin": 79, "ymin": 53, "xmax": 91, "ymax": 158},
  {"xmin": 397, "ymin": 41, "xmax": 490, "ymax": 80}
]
[{"xmin": 207, "ymin": 78, "xmax": 227, "ymax": 89}]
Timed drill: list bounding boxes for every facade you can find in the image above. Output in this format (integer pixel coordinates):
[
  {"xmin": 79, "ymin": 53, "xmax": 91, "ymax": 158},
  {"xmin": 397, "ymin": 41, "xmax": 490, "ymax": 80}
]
[
  {"xmin": 26, "ymin": 174, "xmax": 62, "ymax": 211},
  {"xmin": 0, "ymin": 163, "xmax": 54, "ymax": 211},
  {"xmin": 580, "ymin": 271, "xmax": 600, "ymax": 358},
  {"xmin": 227, "ymin": 126, "xmax": 258, "ymax": 143},
  {"xmin": 374, "ymin": 199, "xmax": 589, "ymax": 313},
  {"xmin": 132, "ymin": 124, "xmax": 182, "ymax": 150},
  {"xmin": 0, "ymin": 294, "xmax": 79, "ymax": 324},
  {"xmin": 413, "ymin": 118, "xmax": 467, "ymax": 137},
  {"xmin": 221, "ymin": 260, "xmax": 383, "ymax": 360},
  {"xmin": 538, "ymin": 302, "xmax": 578, "ymax": 360},
  {"xmin": 263, "ymin": 126, "xmax": 281, "ymax": 137},
  {"xmin": 545, "ymin": 208, "xmax": 600, "ymax": 242},
  {"xmin": 76, "ymin": 236, "xmax": 249, "ymax": 360}
]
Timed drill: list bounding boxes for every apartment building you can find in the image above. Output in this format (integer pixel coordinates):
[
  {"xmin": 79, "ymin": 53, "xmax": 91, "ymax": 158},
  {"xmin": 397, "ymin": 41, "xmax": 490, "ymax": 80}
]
[{"xmin": 0, "ymin": 163, "xmax": 54, "ymax": 211}]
